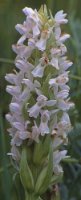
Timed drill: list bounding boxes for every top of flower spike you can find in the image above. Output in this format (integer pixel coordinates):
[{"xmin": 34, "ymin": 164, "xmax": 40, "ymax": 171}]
[
  {"xmin": 15, "ymin": 5, "xmax": 68, "ymax": 52},
  {"xmin": 22, "ymin": 5, "xmax": 68, "ymax": 25}
]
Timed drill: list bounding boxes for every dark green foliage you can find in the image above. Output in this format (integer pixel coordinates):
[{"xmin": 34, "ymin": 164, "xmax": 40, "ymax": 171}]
[{"xmin": 60, "ymin": 123, "xmax": 81, "ymax": 200}]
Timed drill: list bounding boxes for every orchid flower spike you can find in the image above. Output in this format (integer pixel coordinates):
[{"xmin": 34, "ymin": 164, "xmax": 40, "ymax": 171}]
[{"xmin": 5, "ymin": 5, "xmax": 74, "ymax": 199}]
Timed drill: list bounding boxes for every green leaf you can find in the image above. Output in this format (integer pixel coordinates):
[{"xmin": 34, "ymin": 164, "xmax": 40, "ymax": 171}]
[
  {"xmin": 33, "ymin": 135, "xmax": 51, "ymax": 165},
  {"xmin": 62, "ymin": 157, "xmax": 78, "ymax": 163},
  {"xmin": 20, "ymin": 146, "xmax": 34, "ymax": 192},
  {"xmin": 41, "ymin": 73, "xmax": 51, "ymax": 98},
  {"xmin": 35, "ymin": 146, "xmax": 53, "ymax": 195},
  {"xmin": 50, "ymin": 173, "xmax": 63, "ymax": 185}
]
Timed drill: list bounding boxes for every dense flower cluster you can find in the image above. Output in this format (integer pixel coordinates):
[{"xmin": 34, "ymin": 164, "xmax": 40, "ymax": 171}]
[{"xmin": 5, "ymin": 6, "xmax": 73, "ymax": 174}]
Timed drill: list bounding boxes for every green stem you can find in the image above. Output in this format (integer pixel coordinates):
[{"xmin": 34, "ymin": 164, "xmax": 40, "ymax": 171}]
[
  {"xmin": 0, "ymin": 58, "xmax": 14, "ymax": 64},
  {"xmin": 69, "ymin": 74, "xmax": 81, "ymax": 81}
]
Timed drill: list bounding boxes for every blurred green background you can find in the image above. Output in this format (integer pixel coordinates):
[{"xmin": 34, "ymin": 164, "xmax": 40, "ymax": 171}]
[{"xmin": 1, "ymin": 0, "xmax": 81, "ymax": 199}]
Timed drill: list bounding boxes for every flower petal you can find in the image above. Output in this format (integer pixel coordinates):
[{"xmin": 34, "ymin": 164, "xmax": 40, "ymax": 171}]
[{"xmin": 32, "ymin": 65, "xmax": 45, "ymax": 77}]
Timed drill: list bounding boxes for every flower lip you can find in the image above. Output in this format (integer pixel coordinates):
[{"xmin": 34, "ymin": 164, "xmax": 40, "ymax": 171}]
[
  {"xmin": 22, "ymin": 7, "xmax": 34, "ymax": 16},
  {"xmin": 55, "ymin": 10, "xmax": 68, "ymax": 24}
]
